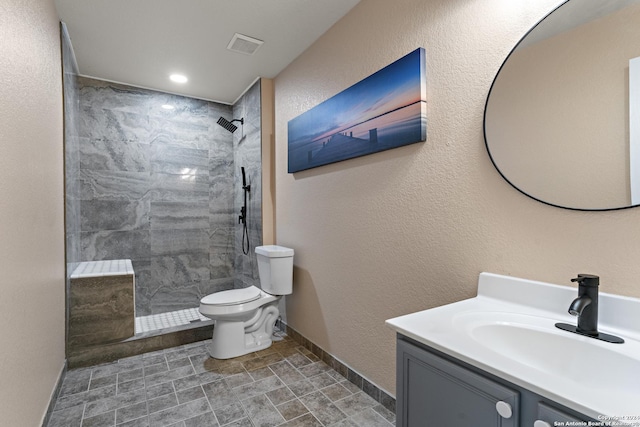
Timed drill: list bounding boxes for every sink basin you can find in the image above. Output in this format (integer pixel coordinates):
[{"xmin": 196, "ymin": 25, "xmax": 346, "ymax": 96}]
[{"xmin": 454, "ymin": 312, "xmax": 640, "ymax": 393}]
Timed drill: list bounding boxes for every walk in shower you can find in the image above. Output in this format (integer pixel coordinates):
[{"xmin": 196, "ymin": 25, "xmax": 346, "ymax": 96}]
[{"xmin": 62, "ymin": 27, "xmax": 263, "ymax": 363}]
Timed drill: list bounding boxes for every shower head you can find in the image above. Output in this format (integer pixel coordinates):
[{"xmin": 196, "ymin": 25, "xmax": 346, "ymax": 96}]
[{"xmin": 217, "ymin": 117, "xmax": 244, "ymax": 133}]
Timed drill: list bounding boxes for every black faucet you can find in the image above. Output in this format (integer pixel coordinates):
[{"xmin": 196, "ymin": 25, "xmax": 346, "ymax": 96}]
[{"xmin": 555, "ymin": 274, "xmax": 624, "ymax": 344}]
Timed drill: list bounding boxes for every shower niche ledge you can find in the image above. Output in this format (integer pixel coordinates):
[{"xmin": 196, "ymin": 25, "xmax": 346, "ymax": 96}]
[{"xmin": 68, "ymin": 260, "xmax": 135, "ymax": 352}]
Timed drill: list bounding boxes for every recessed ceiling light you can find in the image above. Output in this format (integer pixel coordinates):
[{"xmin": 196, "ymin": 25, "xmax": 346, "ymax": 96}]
[
  {"xmin": 161, "ymin": 104, "xmax": 175, "ymax": 110},
  {"xmin": 169, "ymin": 74, "xmax": 188, "ymax": 83}
]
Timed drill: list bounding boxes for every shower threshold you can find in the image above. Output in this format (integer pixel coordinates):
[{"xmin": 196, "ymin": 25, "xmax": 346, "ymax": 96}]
[{"xmin": 135, "ymin": 307, "xmax": 211, "ymax": 335}]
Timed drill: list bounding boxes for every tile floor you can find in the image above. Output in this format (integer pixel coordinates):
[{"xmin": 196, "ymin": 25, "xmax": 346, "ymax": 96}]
[{"xmin": 47, "ymin": 335, "xmax": 396, "ymax": 427}]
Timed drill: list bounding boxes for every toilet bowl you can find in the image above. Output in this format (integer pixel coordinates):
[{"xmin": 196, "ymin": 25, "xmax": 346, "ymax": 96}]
[{"xmin": 199, "ymin": 245, "xmax": 294, "ymax": 359}]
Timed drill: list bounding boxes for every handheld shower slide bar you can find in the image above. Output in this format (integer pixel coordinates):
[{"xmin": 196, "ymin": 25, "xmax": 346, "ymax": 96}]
[{"xmin": 239, "ymin": 167, "xmax": 251, "ymax": 255}]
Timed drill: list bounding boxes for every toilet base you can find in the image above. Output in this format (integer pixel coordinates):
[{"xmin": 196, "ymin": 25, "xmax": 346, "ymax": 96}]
[{"xmin": 207, "ymin": 302, "xmax": 280, "ymax": 359}]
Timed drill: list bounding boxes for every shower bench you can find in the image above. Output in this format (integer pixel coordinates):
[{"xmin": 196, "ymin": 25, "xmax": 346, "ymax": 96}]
[{"xmin": 68, "ymin": 259, "xmax": 135, "ymax": 352}]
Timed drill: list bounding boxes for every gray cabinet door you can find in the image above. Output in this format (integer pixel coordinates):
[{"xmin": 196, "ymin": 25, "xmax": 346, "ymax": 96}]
[
  {"xmin": 397, "ymin": 338, "xmax": 520, "ymax": 427},
  {"xmin": 537, "ymin": 402, "xmax": 584, "ymax": 424}
]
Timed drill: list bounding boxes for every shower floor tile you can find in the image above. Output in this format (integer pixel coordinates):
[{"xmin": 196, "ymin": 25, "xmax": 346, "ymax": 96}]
[
  {"xmin": 46, "ymin": 336, "xmax": 395, "ymax": 427},
  {"xmin": 135, "ymin": 308, "xmax": 209, "ymax": 334}
]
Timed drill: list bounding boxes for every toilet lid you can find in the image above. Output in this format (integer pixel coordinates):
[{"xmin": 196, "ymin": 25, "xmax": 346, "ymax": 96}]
[{"xmin": 201, "ymin": 286, "xmax": 262, "ymax": 306}]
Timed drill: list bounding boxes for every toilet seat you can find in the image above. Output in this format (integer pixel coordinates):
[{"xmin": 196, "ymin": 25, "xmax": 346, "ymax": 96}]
[
  {"xmin": 201, "ymin": 286, "xmax": 261, "ymax": 306},
  {"xmin": 199, "ymin": 286, "xmax": 279, "ymax": 318}
]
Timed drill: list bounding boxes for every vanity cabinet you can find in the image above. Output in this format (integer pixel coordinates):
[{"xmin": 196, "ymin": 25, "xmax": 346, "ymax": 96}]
[{"xmin": 396, "ymin": 336, "xmax": 595, "ymax": 427}]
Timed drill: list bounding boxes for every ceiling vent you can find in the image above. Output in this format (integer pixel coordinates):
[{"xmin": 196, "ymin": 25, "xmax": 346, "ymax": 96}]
[{"xmin": 227, "ymin": 33, "xmax": 264, "ymax": 55}]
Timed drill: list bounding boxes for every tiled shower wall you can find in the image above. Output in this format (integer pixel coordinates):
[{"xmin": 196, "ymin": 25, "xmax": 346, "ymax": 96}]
[
  {"xmin": 72, "ymin": 77, "xmax": 257, "ymax": 316},
  {"xmin": 233, "ymin": 81, "xmax": 263, "ymax": 288}
]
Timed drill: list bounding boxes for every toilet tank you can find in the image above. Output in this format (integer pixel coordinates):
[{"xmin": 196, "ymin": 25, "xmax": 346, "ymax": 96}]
[{"xmin": 255, "ymin": 245, "xmax": 294, "ymax": 295}]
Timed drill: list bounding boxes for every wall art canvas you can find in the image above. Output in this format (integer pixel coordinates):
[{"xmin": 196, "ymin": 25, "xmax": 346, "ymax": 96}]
[{"xmin": 287, "ymin": 48, "xmax": 426, "ymax": 173}]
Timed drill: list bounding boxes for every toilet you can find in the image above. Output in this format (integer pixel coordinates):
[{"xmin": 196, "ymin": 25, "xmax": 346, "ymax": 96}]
[{"xmin": 199, "ymin": 245, "xmax": 294, "ymax": 359}]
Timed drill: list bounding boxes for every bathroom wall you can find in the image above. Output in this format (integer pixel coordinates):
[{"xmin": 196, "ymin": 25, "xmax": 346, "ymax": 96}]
[
  {"xmin": 488, "ymin": 2, "xmax": 640, "ymax": 209},
  {"xmin": 233, "ymin": 80, "xmax": 263, "ymax": 287},
  {"xmin": 76, "ymin": 78, "xmax": 236, "ymax": 315},
  {"xmin": 0, "ymin": 0, "xmax": 65, "ymax": 424},
  {"xmin": 275, "ymin": 0, "xmax": 640, "ymax": 397}
]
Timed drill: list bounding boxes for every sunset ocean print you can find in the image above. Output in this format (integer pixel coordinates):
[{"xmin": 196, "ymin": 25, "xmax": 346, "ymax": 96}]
[{"xmin": 288, "ymin": 48, "xmax": 426, "ymax": 173}]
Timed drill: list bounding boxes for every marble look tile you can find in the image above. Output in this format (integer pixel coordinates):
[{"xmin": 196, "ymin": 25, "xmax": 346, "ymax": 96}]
[
  {"xmin": 328, "ymin": 418, "xmax": 360, "ymax": 427},
  {"xmin": 147, "ymin": 397, "xmax": 210, "ymax": 427},
  {"xmin": 321, "ymin": 383, "xmax": 353, "ymax": 402},
  {"xmin": 208, "ymin": 253, "xmax": 234, "ymax": 282},
  {"xmin": 298, "ymin": 391, "xmax": 346, "ymax": 426},
  {"xmin": 209, "ymin": 186, "xmax": 234, "ymax": 218},
  {"xmin": 373, "ymin": 404, "xmax": 396, "ymax": 424},
  {"xmin": 84, "ymin": 388, "xmax": 147, "ymax": 419},
  {"xmin": 148, "ymin": 95, "xmax": 211, "ymax": 123},
  {"xmin": 209, "ymin": 156, "xmax": 234, "ymax": 181},
  {"xmin": 81, "ymin": 409, "xmax": 116, "ymax": 427},
  {"xmin": 116, "ymin": 401, "xmax": 148, "ymax": 425},
  {"xmin": 308, "ymin": 372, "xmax": 336, "ymax": 389},
  {"xmin": 79, "ymin": 105, "xmax": 152, "ymax": 143},
  {"xmin": 248, "ymin": 366, "xmax": 275, "ymax": 382},
  {"xmin": 118, "ymin": 378, "xmax": 145, "ymax": 395},
  {"xmin": 48, "ymin": 404, "xmax": 84, "ymax": 427},
  {"xmin": 183, "ymin": 411, "xmax": 219, "ymax": 427},
  {"xmin": 78, "ymin": 77, "xmax": 153, "ymax": 115},
  {"xmin": 151, "ymin": 253, "xmax": 210, "ymax": 285},
  {"xmin": 80, "ymin": 139, "xmax": 151, "ymax": 172},
  {"xmin": 242, "ymin": 394, "xmax": 284, "ymax": 427},
  {"xmin": 348, "ymin": 407, "xmax": 395, "ymax": 426},
  {"xmin": 278, "ymin": 413, "xmax": 323, "ymax": 427},
  {"xmin": 276, "ymin": 399, "xmax": 309, "ymax": 421},
  {"xmin": 144, "ymin": 365, "xmax": 195, "ymax": 388},
  {"xmin": 213, "ymin": 402, "xmax": 246, "ymax": 425},
  {"xmin": 202, "ymin": 380, "xmax": 237, "ymax": 409},
  {"xmin": 150, "ymin": 202, "xmax": 209, "ymax": 230},
  {"xmin": 175, "ymin": 385, "xmax": 205, "ymax": 404},
  {"xmin": 146, "ymin": 382, "xmax": 175, "ymax": 400},
  {"xmin": 269, "ymin": 361, "xmax": 306, "ymax": 385},
  {"xmin": 147, "ymin": 392, "xmax": 179, "ymax": 414},
  {"xmin": 151, "ymin": 229, "xmax": 209, "ymax": 256},
  {"xmin": 151, "ymin": 145, "xmax": 209, "ymax": 176},
  {"xmin": 333, "ymin": 392, "xmax": 378, "ymax": 417},
  {"xmin": 59, "ymin": 369, "xmax": 92, "ymax": 396},
  {"xmin": 208, "ymin": 102, "xmax": 233, "ymax": 121},
  {"xmin": 92, "ymin": 360, "xmax": 142, "ymax": 380},
  {"xmin": 265, "ymin": 386, "xmax": 295, "ymax": 406},
  {"xmin": 150, "ymin": 173, "xmax": 209, "ymax": 203},
  {"xmin": 89, "ymin": 373, "xmax": 118, "ymax": 390},
  {"xmin": 149, "ymin": 118, "xmax": 212, "ymax": 150},
  {"xmin": 68, "ymin": 274, "xmax": 135, "ymax": 348},
  {"xmin": 81, "ymin": 199, "xmax": 149, "ymax": 232},
  {"xmin": 80, "ymin": 230, "xmax": 150, "ymax": 261},
  {"xmin": 119, "ymin": 416, "xmax": 150, "ymax": 427},
  {"xmin": 80, "ymin": 169, "xmax": 151, "ymax": 201},
  {"xmin": 117, "ymin": 368, "xmax": 144, "ymax": 385},
  {"xmin": 231, "ymin": 375, "xmax": 283, "ymax": 400}
]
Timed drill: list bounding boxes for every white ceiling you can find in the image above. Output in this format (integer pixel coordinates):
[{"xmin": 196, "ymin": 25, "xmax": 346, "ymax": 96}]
[{"xmin": 55, "ymin": 0, "xmax": 361, "ymax": 104}]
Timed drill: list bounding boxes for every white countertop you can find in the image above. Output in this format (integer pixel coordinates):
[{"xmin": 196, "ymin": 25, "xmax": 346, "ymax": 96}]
[{"xmin": 386, "ymin": 273, "xmax": 640, "ymax": 423}]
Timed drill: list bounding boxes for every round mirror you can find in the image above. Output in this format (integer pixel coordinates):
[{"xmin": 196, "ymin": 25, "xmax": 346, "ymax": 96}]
[{"xmin": 484, "ymin": 0, "xmax": 640, "ymax": 210}]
